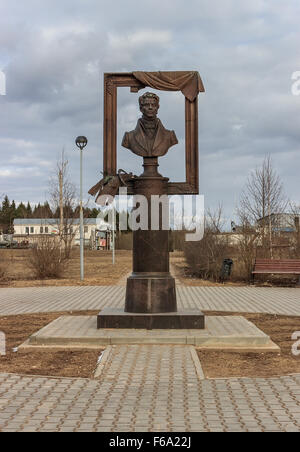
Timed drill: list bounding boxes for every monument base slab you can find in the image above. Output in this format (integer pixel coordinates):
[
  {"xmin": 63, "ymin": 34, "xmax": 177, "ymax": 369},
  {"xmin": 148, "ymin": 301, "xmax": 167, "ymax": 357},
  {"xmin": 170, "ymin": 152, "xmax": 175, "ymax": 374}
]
[{"xmin": 97, "ymin": 308, "xmax": 205, "ymax": 330}]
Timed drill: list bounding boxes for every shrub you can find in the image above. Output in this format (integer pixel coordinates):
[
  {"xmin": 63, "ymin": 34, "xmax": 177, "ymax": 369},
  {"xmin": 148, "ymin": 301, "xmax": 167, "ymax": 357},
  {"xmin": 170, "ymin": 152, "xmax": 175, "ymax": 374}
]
[
  {"xmin": 184, "ymin": 231, "xmax": 230, "ymax": 282},
  {"xmin": 28, "ymin": 236, "xmax": 68, "ymax": 279}
]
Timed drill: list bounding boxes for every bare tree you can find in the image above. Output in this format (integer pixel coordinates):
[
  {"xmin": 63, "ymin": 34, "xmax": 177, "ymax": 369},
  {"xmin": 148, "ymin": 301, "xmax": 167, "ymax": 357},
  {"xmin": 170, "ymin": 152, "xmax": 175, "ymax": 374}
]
[
  {"xmin": 206, "ymin": 203, "xmax": 225, "ymax": 233},
  {"xmin": 235, "ymin": 211, "xmax": 260, "ymax": 281},
  {"xmin": 49, "ymin": 151, "xmax": 78, "ymax": 258},
  {"xmin": 238, "ymin": 155, "xmax": 287, "ymax": 258}
]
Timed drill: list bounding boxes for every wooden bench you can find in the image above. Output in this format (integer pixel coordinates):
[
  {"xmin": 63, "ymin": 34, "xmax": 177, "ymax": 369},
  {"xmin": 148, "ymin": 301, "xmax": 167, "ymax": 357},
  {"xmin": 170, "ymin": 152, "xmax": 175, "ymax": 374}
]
[{"xmin": 252, "ymin": 259, "xmax": 300, "ymax": 285}]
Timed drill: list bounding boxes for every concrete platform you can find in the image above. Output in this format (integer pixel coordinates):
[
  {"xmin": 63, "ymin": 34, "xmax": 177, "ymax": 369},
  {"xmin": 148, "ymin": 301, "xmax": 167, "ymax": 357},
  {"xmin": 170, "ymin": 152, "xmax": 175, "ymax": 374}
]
[{"xmin": 20, "ymin": 315, "xmax": 280, "ymax": 352}]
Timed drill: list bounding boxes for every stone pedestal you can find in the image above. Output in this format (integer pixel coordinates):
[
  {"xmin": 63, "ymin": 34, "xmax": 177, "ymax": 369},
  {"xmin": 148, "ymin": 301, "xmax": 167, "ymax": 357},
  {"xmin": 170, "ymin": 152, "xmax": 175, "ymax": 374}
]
[
  {"xmin": 125, "ymin": 157, "xmax": 177, "ymax": 315},
  {"xmin": 125, "ymin": 273, "xmax": 176, "ymax": 313},
  {"xmin": 97, "ymin": 157, "xmax": 205, "ymax": 330}
]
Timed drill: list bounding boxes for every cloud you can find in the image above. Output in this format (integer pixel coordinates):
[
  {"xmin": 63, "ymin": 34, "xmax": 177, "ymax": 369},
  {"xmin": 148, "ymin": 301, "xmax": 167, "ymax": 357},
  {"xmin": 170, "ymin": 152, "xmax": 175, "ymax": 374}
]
[
  {"xmin": 0, "ymin": 0, "xmax": 300, "ymax": 226},
  {"xmin": 0, "ymin": 169, "xmax": 14, "ymax": 178},
  {"xmin": 108, "ymin": 30, "xmax": 172, "ymax": 49}
]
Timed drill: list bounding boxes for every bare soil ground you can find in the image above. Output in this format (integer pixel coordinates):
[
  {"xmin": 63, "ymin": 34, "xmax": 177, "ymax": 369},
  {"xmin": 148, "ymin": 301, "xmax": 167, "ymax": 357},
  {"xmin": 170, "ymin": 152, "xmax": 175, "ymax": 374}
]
[
  {"xmin": 0, "ymin": 311, "xmax": 101, "ymax": 378},
  {"xmin": 0, "ymin": 311, "xmax": 299, "ymax": 379},
  {"xmin": 0, "ymin": 249, "xmax": 132, "ymax": 287},
  {"xmin": 0, "ymin": 248, "xmax": 297, "ymax": 287},
  {"xmin": 199, "ymin": 311, "xmax": 300, "ymax": 379},
  {"xmin": 0, "ymin": 249, "xmax": 242, "ymax": 287}
]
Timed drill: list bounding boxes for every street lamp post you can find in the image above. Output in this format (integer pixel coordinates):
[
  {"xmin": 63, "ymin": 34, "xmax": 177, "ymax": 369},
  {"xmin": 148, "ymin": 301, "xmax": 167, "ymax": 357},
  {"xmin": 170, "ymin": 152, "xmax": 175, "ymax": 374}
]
[
  {"xmin": 75, "ymin": 136, "xmax": 88, "ymax": 281},
  {"xmin": 111, "ymin": 206, "xmax": 115, "ymax": 265}
]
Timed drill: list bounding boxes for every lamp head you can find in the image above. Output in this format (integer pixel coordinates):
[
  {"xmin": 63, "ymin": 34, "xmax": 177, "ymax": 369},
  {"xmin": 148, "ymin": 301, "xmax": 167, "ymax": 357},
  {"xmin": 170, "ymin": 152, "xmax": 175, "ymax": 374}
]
[{"xmin": 75, "ymin": 136, "xmax": 88, "ymax": 150}]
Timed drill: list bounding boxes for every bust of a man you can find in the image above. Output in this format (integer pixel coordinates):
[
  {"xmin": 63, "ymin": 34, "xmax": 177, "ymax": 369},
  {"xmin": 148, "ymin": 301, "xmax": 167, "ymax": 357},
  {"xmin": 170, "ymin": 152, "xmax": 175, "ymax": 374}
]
[{"xmin": 121, "ymin": 92, "xmax": 178, "ymax": 158}]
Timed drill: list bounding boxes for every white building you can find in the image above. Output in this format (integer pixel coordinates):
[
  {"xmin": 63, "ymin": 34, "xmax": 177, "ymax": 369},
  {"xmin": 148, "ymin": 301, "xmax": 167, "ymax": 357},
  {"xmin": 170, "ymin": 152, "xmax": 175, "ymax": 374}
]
[{"xmin": 13, "ymin": 218, "xmax": 111, "ymax": 249}]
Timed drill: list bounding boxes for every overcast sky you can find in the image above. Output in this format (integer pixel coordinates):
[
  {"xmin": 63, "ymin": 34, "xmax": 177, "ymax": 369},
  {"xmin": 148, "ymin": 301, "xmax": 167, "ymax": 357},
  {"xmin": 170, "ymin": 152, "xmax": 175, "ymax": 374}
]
[{"xmin": 0, "ymin": 0, "xmax": 299, "ymax": 227}]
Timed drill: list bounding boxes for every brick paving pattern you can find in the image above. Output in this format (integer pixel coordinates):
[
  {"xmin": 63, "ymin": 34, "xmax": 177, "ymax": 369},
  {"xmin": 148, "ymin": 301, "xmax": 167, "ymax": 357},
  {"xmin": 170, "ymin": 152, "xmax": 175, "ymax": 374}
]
[
  {"xmin": 0, "ymin": 345, "xmax": 300, "ymax": 432},
  {"xmin": 0, "ymin": 286, "xmax": 299, "ymax": 316},
  {"xmin": 1, "ymin": 285, "xmax": 300, "ymax": 432}
]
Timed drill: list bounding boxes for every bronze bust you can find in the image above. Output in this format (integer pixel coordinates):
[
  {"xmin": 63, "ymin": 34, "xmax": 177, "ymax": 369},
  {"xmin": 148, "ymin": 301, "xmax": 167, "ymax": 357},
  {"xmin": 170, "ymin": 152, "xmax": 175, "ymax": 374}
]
[{"xmin": 121, "ymin": 92, "xmax": 178, "ymax": 158}]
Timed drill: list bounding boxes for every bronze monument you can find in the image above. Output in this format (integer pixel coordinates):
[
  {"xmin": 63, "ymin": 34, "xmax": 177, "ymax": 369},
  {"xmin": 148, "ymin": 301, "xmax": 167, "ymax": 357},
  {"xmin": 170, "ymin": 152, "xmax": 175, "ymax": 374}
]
[
  {"xmin": 91, "ymin": 71, "xmax": 205, "ymax": 329},
  {"xmin": 122, "ymin": 91, "xmax": 178, "ymax": 316}
]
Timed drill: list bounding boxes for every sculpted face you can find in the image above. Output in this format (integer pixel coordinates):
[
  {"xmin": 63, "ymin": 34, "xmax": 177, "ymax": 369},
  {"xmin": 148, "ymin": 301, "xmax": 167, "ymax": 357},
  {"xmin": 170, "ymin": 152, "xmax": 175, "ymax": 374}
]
[
  {"xmin": 121, "ymin": 91, "xmax": 178, "ymax": 158},
  {"xmin": 140, "ymin": 97, "xmax": 159, "ymax": 120}
]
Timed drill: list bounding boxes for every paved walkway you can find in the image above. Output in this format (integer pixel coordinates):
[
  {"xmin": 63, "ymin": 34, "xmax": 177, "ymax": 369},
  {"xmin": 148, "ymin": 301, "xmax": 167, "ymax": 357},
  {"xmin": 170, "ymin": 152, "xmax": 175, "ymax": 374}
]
[
  {"xmin": 0, "ymin": 285, "xmax": 300, "ymax": 432},
  {"xmin": 0, "ymin": 345, "xmax": 300, "ymax": 432},
  {"xmin": 0, "ymin": 286, "xmax": 299, "ymax": 316}
]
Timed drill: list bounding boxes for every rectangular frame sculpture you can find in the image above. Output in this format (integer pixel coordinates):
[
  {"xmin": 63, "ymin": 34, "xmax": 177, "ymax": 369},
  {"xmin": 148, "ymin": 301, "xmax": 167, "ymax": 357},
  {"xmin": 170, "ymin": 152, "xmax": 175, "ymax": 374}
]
[{"xmin": 102, "ymin": 71, "xmax": 205, "ymax": 195}]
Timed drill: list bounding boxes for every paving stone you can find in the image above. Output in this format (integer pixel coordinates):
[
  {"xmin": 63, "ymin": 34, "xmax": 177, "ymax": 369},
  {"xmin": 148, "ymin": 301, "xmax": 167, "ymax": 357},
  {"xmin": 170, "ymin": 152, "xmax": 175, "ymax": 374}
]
[{"xmin": 1, "ymin": 285, "xmax": 300, "ymax": 316}]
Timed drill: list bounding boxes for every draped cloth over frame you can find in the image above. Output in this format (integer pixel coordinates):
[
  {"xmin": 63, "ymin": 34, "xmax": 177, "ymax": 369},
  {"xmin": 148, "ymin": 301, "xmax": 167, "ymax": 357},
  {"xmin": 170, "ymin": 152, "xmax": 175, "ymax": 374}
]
[{"xmin": 133, "ymin": 71, "xmax": 205, "ymax": 102}]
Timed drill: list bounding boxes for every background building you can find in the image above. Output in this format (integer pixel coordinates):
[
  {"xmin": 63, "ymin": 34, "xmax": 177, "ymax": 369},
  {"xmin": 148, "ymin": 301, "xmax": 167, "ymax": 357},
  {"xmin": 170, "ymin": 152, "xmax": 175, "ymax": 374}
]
[
  {"xmin": 13, "ymin": 218, "xmax": 111, "ymax": 249},
  {"xmin": 257, "ymin": 213, "xmax": 300, "ymax": 233}
]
